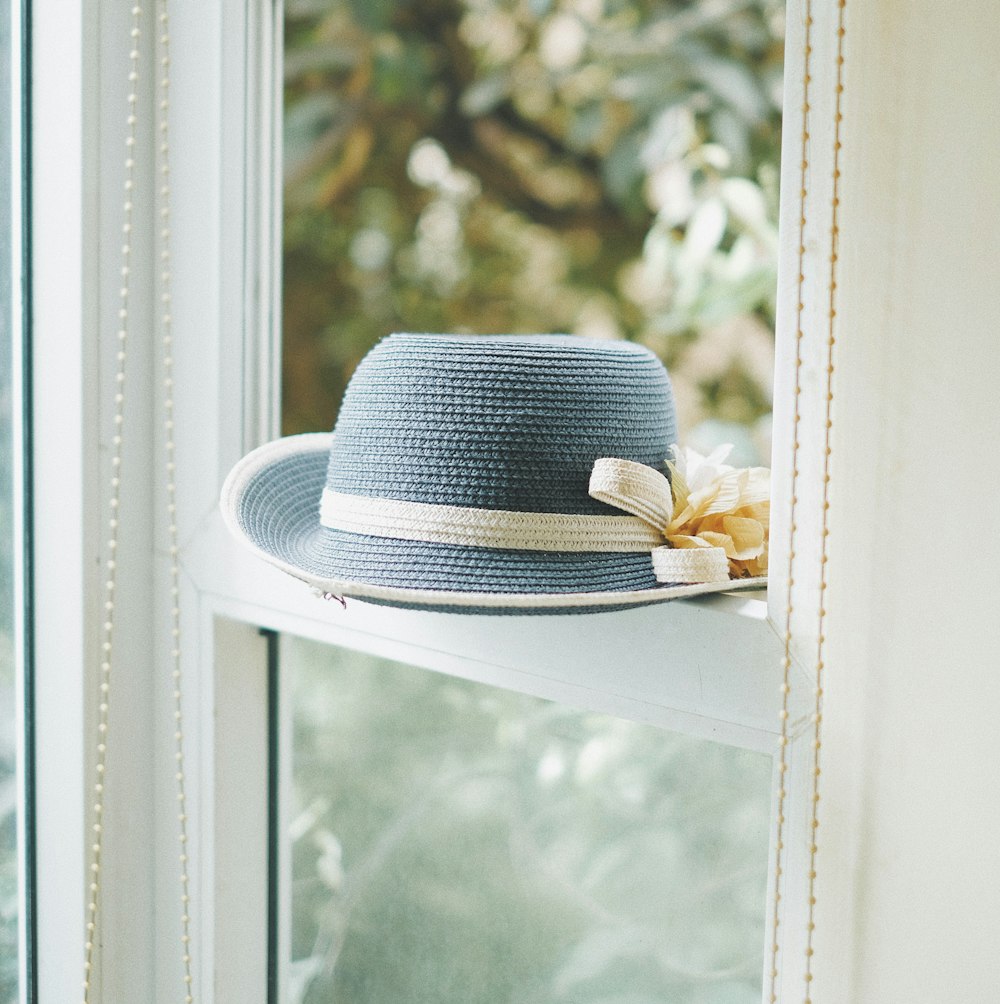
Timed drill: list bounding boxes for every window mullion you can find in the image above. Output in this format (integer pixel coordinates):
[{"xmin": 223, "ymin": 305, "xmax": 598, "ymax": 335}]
[
  {"xmin": 30, "ymin": 1, "xmax": 96, "ymax": 999},
  {"xmin": 171, "ymin": 2, "xmax": 283, "ymax": 999},
  {"xmin": 31, "ymin": 0, "xmax": 162, "ymax": 999}
]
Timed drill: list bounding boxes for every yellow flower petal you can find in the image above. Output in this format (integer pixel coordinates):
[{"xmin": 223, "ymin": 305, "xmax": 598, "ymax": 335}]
[
  {"xmin": 749, "ymin": 553, "xmax": 768, "ymax": 576},
  {"xmin": 734, "ymin": 551, "xmax": 768, "ymax": 578},
  {"xmin": 690, "ymin": 514, "xmax": 727, "ymax": 536},
  {"xmin": 699, "ymin": 474, "xmax": 743, "ymax": 516},
  {"xmin": 737, "ymin": 468, "xmax": 771, "ymax": 507},
  {"xmin": 667, "ymin": 498, "xmax": 705, "ymax": 533},
  {"xmin": 723, "ymin": 515, "xmax": 765, "ymax": 559},
  {"xmin": 734, "ymin": 500, "xmax": 770, "ymax": 525},
  {"xmin": 664, "ymin": 460, "xmax": 691, "ymax": 515},
  {"xmin": 662, "ymin": 445, "xmax": 771, "ymax": 580},
  {"xmin": 685, "ymin": 484, "xmax": 721, "ymax": 519},
  {"xmin": 666, "ymin": 533, "xmax": 717, "ymax": 549},
  {"xmin": 699, "ymin": 531, "xmax": 737, "ymax": 558}
]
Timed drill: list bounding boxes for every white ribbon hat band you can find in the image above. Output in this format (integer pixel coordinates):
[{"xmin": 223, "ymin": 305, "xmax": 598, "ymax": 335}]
[{"xmin": 320, "ymin": 456, "xmax": 733, "ymax": 585}]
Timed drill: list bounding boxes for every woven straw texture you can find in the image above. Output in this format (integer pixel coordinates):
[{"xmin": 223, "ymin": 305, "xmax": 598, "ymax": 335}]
[
  {"xmin": 326, "ymin": 333, "xmax": 676, "ymax": 513},
  {"xmin": 222, "ymin": 333, "xmax": 765, "ymax": 612},
  {"xmin": 238, "ymin": 447, "xmax": 661, "ymax": 595}
]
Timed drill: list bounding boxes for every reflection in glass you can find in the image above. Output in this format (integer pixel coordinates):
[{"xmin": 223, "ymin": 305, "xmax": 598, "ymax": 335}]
[
  {"xmin": 0, "ymin": 0, "xmax": 20, "ymax": 997},
  {"xmin": 281, "ymin": 636, "xmax": 771, "ymax": 1004}
]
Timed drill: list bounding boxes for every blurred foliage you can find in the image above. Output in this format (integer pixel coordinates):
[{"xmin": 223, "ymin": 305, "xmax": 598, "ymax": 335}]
[
  {"xmin": 283, "ymin": 0, "xmax": 784, "ymax": 461},
  {"xmin": 286, "ymin": 637, "xmax": 771, "ymax": 1003}
]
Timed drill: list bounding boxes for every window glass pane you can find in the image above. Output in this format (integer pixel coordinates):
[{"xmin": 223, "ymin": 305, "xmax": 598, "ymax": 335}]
[
  {"xmin": 282, "ymin": 0, "xmax": 783, "ymax": 465},
  {"xmin": 280, "ymin": 635, "xmax": 771, "ymax": 1003},
  {"xmin": 0, "ymin": 0, "xmax": 21, "ymax": 997}
]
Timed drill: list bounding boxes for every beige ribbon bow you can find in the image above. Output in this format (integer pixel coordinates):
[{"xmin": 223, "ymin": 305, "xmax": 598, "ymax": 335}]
[{"xmin": 589, "ymin": 457, "xmax": 737, "ymax": 584}]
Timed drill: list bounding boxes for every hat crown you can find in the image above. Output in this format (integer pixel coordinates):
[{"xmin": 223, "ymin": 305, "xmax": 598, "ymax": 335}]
[{"xmin": 326, "ymin": 333, "xmax": 677, "ymax": 515}]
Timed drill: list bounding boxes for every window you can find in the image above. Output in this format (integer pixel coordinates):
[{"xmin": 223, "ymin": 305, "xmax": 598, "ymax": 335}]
[
  {"xmin": 278, "ymin": 636, "xmax": 773, "ymax": 1002},
  {"xmin": 28, "ymin": 1, "xmax": 844, "ymax": 1000},
  {"xmin": 275, "ymin": 4, "xmax": 784, "ymax": 998}
]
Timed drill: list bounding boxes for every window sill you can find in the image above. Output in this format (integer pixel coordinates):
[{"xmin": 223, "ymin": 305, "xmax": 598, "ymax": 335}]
[{"xmin": 191, "ymin": 510, "xmax": 788, "ymax": 752}]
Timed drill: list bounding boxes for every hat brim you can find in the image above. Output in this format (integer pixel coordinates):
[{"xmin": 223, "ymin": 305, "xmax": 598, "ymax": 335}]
[{"xmin": 220, "ymin": 433, "xmax": 767, "ymax": 614}]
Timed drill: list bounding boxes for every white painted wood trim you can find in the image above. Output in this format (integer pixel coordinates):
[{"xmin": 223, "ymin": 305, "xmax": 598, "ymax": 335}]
[
  {"xmin": 809, "ymin": 4, "xmax": 1000, "ymax": 1001},
  {"xmin": 209, "ymin": 617, "xmax": 271, "ymax": 1004},
  {"xmin": 273, "ymin": 629, "xmax": 295, "ymax": 1004},
  {"xmin": 769, "ymin": 0, "xmax": 842, "ymax": 674},
  {"xmin": 768, "ymin": 0, "xmax": 850, "ymax": 996},
  {"xmin": 218, "ymin": 0, "xmax": 284, "ymax": 461},
  {"xmin": 31, "ymin": 4, "xmax": 100, "ymax": 1000}
]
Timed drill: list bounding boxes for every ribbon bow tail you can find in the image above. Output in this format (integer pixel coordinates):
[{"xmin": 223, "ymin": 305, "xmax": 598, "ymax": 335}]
[
  {"xmin": 650, "ymin": 543, "xmax": 731, "ymax": 585},
  {"xmin": 589, "ymin": 457, "xmax": 731, "ymax": 585}
]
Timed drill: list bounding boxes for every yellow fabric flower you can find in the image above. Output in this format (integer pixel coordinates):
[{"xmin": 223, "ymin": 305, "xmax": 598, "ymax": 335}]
[{"xmin": 665, "ymin": 444, "xmax": 770, "ymax": 579}]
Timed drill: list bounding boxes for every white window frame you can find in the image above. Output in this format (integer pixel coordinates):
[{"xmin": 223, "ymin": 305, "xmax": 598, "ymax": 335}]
[{"xmin": 29, "ymin": 1, "xmax": 842, "ymax": 1001}]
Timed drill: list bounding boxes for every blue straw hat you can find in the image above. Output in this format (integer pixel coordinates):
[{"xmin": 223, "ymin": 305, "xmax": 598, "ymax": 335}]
[{"xmin": 220, "ymin": 334, "xmax": 765, "ymax": 613}]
